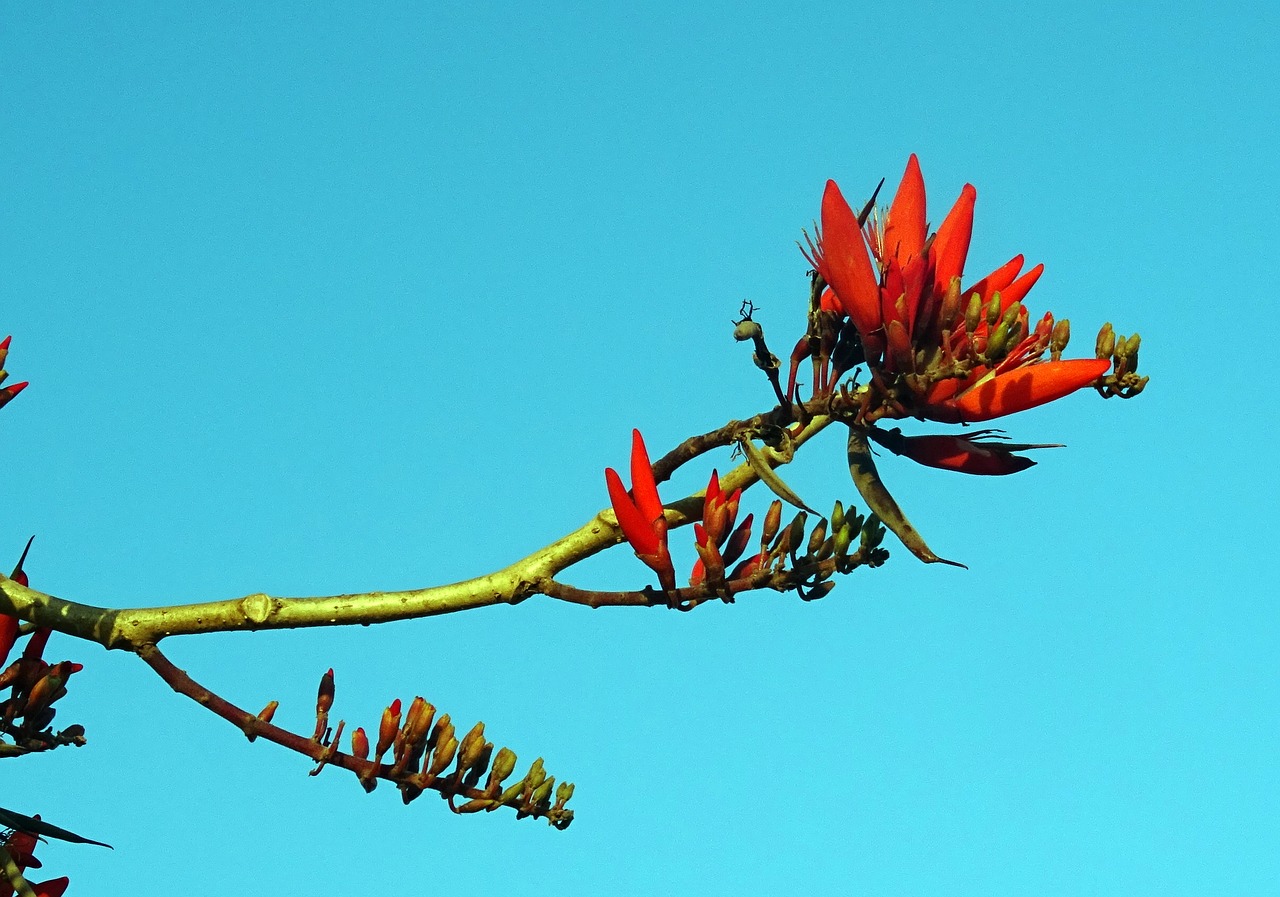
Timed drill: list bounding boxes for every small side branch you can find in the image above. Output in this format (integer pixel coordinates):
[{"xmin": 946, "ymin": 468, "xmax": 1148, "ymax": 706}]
[{"xmin": 136, "ymin": 645, "xmax": 575, "ymax": 829}]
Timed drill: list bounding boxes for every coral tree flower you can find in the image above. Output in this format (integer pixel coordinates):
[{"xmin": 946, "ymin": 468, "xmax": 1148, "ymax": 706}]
[
  {"xmin": 867, "ymin": 426, "xmax": 1061, "ymax": 476},
  {"xmin": 605, "ymin": 430, "xmax": 676, "ymax": 592},
  {"xmin": 803, "ymin": 155, "xmax": 1109, "ymax": 422}
]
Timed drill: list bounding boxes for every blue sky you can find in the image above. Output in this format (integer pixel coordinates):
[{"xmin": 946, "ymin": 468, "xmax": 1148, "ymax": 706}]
[{"xmin": 1, "ymin": 2, "xmax": 1277, "ymax": 894}]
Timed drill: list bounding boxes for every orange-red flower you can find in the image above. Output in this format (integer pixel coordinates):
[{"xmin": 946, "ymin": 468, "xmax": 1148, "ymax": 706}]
[
  {"xmin": 605, "ymin": 430, "xmax": 675, "ymax": 592},
  {"xmin": 804, "ymin": 155, "xmax": 1110, "ymax": 421}
]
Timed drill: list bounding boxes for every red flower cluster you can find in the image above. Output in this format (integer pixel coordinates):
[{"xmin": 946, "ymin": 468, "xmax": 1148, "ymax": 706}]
[{"xmin": 803, "ymin": 155, "xmax": 1110, "ymax": 423}]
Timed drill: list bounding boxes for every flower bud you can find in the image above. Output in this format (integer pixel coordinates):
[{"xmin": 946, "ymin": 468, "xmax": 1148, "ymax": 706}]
[
  {"xmin": 965, "ymin": 293, "xmax": 983, "ymax": 332},
  {"xmin": 833, "ymin": 522, "xmax": 855, "ymax": 558},
  {"xmin": 531, "ymin": 776, "xmax": 556, "ymax": 807},
  {"xmin": 555, "ymin": 781, "xmax": 576, "ymax": 806},
  {"xmin": 351, "ymin": 726, "xmax": 370, "ymax": 760},
  {"xmin": 786, "ymin": 512, "xmax": 808, "ymax": 557},
  {"xmin": 524, "ymin": 757, "xmax": 547, "ymax": 791},
  {"xmin": 458, "ymin": 721, "xmax": 487, "ymax": 772},
  {"xmin": 1095, "ymin": 322, "xmax": 1115, "ymax": 359},
  {"xmin": 427, "ymin": 734, "xmax": 459, "ymax": 776},
  {"xmin": 761, "ymin": 500, "xmax": 783, "ymax": 548},
  {"xmin": 985, "ymin": 293, "xmax": 1002, "ymax": 326},
  {"xmin": 830, "ymin": 500, "xmax": 845, "ymax": 533},
  {"xmin": 316, "ymin": 668, "xmax": 335, "ymax": 715},
  {"xmin": 987, "ymin": 321, "xmax": 1010, "ymax": 359},
  {"xmin": 721, "ymin": 514, "xmax": 754, "ymax": 566},
  {"xmin": 376, "ymin": 698, "xmax": 402, "ymax": 759},
  {"xmin": 939, "ymin": 276, "xmax": 962, "ymax": 329},
  {"xmin": 806, "ymin": 520, "xmax": 828, "ymax": 556},
  {"xmin": 1050, "ymin": 318, "xmax": 1071, "ymax": 360},
  {"xmin": 1124, "ymin": 333, "xmax": 1141, "ymax": 370},
  {"xmin": 489, "ymin": 747, "xmax": 518, "ymax": 787},
  {"xmin": 1000, "ymin": 301, "xmax": 1023, "ymax": 329}
]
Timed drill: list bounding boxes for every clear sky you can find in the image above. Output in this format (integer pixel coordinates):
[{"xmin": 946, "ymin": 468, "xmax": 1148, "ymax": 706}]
[{"xmin": 1, "ymin": 2, "xmax": 1277, "ymax": 894}]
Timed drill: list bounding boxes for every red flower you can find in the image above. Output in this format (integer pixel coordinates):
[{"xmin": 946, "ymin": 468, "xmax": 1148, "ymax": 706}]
[
  {"xmin": 605, "ymin": 430, "xmax": 675, "ymax": 592},
  {"xmin": 868, "ymin": 426, "xmax": 1061, "ymax": 476},
  {"xmin": 804, "ymin": 156, "xmax": 1110, "ymax": 421}
]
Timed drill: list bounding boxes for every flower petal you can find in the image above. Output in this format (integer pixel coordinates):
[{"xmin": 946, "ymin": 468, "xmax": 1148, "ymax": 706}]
[
  {"xmin": 628, "ymin": 429, "xmax": 664, "ymax": 527},
  {"xmin": 820, "ymin": 180, "xmax": 881, "ymax": 341},
  {"xmin": 998, "ymin": 262, "xmax": 1044, "ymax": 311},
  {"xmin": 884, "ymin": 154, "xmax": 926, "ymax": 267},
  {"xmin": 963, "ymin": 254, "xmax": 1024, "ymax": 305},
  {"xmin": 952, "ymin": 358, "xmax": 1111, "ymax": 421},
  {"xmin": 605, "ymin": 467, "xmax": 660, "ymax": 556},
  {"xmin": 930, "ymin": 183, "xmax": 977, "ymax": 294}
]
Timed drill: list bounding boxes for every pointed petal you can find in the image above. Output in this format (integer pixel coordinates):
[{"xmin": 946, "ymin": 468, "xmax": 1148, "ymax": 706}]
[
  {"xmin": 930, "ymin": 184, "xmax": 977, "ymax": 292},
  {"xmin": 963, "ymin": 254, "xmax": 1024, "ymax": 305},
  {"xmin": 628, "ymin": 429, "xmax": 664, "ymax": 527},
  {"xmin": 820, "ymin": 180, "xmax": 881, "ymax": 341},
  {"xmin": 605, "ymin": 467, "xmax": 660, "ymax": 556},
  {"xmin": 887, "ymin": 434, "xmax": 1039, "ymax": 475},
  {"xmin": 884, "ymin": 154, "xmax": 927, "ymax": 266},
  {"xmin": 952, "ymin": 358, "xmax": 1111, "ymax": 421},
  {"xmin": 998, "ymin": 262, "xmax": 1045, "ymax": 310}
]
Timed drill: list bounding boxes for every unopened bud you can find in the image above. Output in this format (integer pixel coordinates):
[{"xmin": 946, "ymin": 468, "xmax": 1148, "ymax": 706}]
[
  {"xmin": 861, "ymin": 514, "xmax": 885, "ymax": 549},
  {"xmin": 497, "ymin": 780, "xmax": 526, "ymax": 805},
  {"xmin": 524, "ymin": 757, "xmax": 547, "ymax": 791},
  {"xmin": 1124, "ymin": 333, "xmax": 1141, "ymax": 369},
  {"xmin": 316, "ymin": 668, "xmax": 335, "ymax": 715},
  {"xmin": 830, "ymin": 500, "xmax": 845, "ymax": 533},
  {"xmin": 531, "ymin": 776, "xmax": 556, "ymax": 807},
  {"xmin": 489, "ymin": 747, "xmax": 518, "ymax": 787},
  {"xmin": 1050, "ymin": 318, "xmax": 1071, "ymax": 359},
  {"xmin": 458, "ymin": 721, "xmax": 487, "ymax": 771},
  {"xmin": 833, "ymin": 522, "xmax": 855, "ymax": 557},
  {"xmin": 427, "ymin": 734, "xmax": 459, "ymax": 776},
  {"xmin": 786, "ymin": 512, "xmax": 808, "ymax": 556},
  {"xmin": 25, "ymin": 672, "xmax": 64, "ymax": 712},
  {"xmin": 351, "ymin": 726, "xmax": 370, "ymax": 760},
  {"xmin": 257, "ymin": 701, "xmax": 279, "ymax": 725},
  {"xmin": 761, "ymin": 500, "xmax": 783, "ymax": 548},
  {"xmin": 806, "ymin": 520, "xmax": 828, "ymax": 556},
  {"xmin": 376, "ymin": 698, "xmax": 402, "ymax": 758},
  {"xmin": 1095, "ymin": 322, "xmax": 1115, "ymax": 359},
  {"xmin": 1000, "ymin": 301, "xmax": 1022, "ymax": 329},
  {"xmin": 809, "ymin": 581, "xmax": 837, "ymax": 600},
  {"xmin": 987, "ymin": 321, "xmax": 1010, "ymax": 359},
  {"xmin": 985, "ymin": 293, "xmax": 1002, "ymax": 326},
  {"xmin": 721, "ymin": 514, "xmax": 754, "ymax": 566},
  {"xmin": 965, "ymin": 293, "xmax": 983, "ymax": 332},
  {"xmin": 939, "ymin": 277, "xmax": 962, "ymax": 329},
  {"xmin": 555, "ymin": 781, "xmax": 576, "ymax": 805}
]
